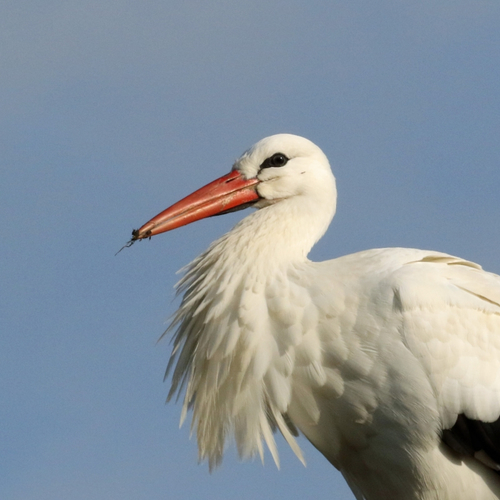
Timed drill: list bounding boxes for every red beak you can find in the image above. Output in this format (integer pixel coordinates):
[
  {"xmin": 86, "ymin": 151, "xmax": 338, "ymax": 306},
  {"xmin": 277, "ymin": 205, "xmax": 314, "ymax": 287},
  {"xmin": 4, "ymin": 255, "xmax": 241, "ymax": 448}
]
[{"xmin": 131, "ymin": 170, "xmax": 260, "ymax": 241}]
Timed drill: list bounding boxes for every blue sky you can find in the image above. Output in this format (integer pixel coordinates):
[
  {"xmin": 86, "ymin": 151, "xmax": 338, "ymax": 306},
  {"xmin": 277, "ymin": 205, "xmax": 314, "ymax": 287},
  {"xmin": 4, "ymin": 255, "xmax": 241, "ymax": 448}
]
[{"xmin": 1, "ymin": 1, "xmax": 499, "ymax": 499}]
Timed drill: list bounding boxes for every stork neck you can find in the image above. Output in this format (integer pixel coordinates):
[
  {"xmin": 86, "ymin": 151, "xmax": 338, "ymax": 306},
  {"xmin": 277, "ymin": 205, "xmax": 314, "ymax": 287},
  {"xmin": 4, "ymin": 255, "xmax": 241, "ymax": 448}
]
[{"xmin": 222, "ymin": 197, "xmax": 335, "ymax": 271}]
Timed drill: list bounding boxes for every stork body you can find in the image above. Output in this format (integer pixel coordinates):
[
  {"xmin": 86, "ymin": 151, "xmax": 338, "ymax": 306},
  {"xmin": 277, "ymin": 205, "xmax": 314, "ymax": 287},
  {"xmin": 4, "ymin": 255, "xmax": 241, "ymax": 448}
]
[{"xmin": 131, "ymin": 135, "xmax": 500, "ymax": 499}]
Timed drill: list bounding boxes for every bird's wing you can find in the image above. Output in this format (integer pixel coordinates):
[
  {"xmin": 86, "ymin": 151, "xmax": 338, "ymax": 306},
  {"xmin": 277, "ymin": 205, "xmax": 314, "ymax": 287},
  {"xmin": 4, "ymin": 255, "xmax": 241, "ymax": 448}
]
[{"xmin": 391, "ymin": 255, "xmax": 500, "ymax": 470}]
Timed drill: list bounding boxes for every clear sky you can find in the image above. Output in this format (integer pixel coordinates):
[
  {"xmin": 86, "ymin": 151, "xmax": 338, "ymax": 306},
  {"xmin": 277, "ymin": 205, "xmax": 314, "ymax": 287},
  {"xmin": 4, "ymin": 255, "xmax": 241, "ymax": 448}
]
[{"xmin": 1, "ymin": 1, "xmax": 499, "ymax": 499}]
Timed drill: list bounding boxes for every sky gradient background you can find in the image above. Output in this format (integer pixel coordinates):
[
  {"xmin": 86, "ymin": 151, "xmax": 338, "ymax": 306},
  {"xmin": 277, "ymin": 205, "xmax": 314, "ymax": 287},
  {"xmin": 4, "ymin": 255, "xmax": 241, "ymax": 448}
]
[{"xmin": 2, "ymin": 1, "xmax": 500, "ymax": 499}]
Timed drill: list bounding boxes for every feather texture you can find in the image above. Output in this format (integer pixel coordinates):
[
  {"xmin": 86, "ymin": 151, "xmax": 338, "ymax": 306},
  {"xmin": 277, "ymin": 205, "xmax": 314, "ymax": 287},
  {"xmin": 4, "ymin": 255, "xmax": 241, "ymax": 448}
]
[{"xmin": 145, "ymin": 135, "xmax": 500, "ymax": 499}]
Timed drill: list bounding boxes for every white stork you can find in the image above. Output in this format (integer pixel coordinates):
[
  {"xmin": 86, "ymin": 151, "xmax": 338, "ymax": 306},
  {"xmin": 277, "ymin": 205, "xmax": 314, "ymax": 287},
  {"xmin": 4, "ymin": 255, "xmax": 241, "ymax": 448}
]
[{"xmin": 130, "ymin": 134, "xmax": 500, "ymax": 499}]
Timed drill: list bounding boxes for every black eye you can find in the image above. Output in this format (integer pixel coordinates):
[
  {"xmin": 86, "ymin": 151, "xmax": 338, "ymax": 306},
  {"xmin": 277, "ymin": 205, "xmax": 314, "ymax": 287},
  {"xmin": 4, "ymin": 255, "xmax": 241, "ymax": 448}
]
[{"xmin": 260, "ymin": 153, "xmax": 289, "ymax": 169}]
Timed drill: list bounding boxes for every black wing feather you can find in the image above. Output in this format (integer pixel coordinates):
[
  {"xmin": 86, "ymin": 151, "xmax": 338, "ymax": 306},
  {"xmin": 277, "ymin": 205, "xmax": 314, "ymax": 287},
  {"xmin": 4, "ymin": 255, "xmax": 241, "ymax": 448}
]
[{"xmin": 442, "ymin": 414, "xmax": 500, "ymax": 471}]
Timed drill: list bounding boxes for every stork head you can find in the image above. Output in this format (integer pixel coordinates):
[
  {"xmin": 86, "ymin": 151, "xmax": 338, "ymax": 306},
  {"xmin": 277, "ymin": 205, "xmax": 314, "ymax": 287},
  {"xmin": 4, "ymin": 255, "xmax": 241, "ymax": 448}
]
[
  {"xmin": 236, "ymin": 134, "xmax": 336, "ymax": 210},
  {"xmin": 129, "ymin": 134, "xmax": 337, "ymax": 241}
]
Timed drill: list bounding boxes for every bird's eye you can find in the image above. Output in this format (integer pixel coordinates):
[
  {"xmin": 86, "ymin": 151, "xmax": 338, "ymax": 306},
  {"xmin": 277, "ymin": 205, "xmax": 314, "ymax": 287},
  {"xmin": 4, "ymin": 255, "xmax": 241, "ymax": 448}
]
[{"xmin": 260, "ymin": 153, "xmax": 289, "ymax": 169}]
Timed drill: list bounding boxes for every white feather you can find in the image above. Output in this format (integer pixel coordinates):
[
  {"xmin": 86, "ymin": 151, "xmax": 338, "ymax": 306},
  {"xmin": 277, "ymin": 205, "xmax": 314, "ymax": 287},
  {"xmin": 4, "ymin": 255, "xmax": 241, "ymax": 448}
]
[{"xmin": 160, "ymin": 135, "xmax": 500, "ymax": 499}]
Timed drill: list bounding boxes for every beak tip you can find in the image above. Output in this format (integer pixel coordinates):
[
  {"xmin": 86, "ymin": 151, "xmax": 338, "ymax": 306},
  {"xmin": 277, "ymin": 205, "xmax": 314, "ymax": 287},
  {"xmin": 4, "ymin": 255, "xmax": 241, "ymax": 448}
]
[
  {"xmin": 132, "ymin": 227, "xmax": 153, "ymax": 241},
  {"xmin": 115, "ymin": 225, "xmax": 153, "ymax": 256}
]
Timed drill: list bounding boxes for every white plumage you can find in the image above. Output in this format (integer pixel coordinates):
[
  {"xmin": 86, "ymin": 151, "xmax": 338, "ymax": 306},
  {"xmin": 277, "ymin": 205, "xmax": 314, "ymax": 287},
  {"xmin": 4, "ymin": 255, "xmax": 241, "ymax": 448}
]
[{"xmin": 131, "ymin": 134, "xmax": 500, "ymax": 499}]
